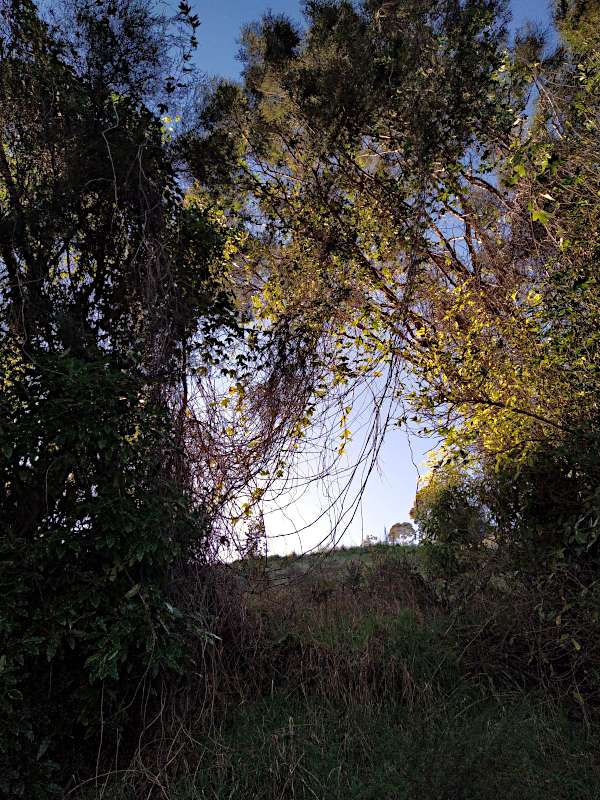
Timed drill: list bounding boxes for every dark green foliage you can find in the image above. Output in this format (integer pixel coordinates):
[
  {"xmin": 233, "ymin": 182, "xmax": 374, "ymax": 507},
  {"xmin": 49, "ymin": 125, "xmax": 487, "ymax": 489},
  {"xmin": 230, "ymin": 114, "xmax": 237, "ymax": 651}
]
[
  {"xmin": 413, "ymin": 469, "xmax": 489, "ymax": 549},
  {"xmin": 0, "ymin": 0, "xmax": 227, "ymax": 794},
  {"xmin": 0, "ymin": 352, "xmax": 203, "ymax": 796},
  {"xmin": 482, "ymin": 435, "xmax": 600, "ymax": 562},
  {"xmin": 188, "ymin": 0, "xmax": 513, "ymax": 277},
  {"xmin": 244, "ymin": 0, "xmax": 510, "ymax": 156},
  {"xmin": 410, "ymin": 441, "xmax": 600, "ymax": 699}
]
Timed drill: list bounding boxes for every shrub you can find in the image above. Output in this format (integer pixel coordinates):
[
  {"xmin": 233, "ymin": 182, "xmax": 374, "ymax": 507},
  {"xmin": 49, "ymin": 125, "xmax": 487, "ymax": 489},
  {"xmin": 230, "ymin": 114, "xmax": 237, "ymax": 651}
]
[{"xmin": 0, "ymin": 352, "xmax": 206, "ymax": 797}]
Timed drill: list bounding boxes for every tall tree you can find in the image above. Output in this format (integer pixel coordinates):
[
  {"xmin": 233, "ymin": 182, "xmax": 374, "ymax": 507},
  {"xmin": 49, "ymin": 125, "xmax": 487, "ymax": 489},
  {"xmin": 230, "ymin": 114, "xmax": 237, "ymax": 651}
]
[
  {"xmin": 191, "ymin": 0, "xmax": 600, "ymax": 557},
  {"xmin": 0, "ymin": 0, "xmax": 233, "ymax": 793}
]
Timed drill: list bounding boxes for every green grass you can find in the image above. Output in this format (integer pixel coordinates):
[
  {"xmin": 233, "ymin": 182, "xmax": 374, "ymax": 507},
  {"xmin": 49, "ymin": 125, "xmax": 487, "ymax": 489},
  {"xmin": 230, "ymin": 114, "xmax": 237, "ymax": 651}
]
[
  {"xmin": 239, "ymin": 543, "xmax": 419, "ymax": 581},
  {"xmin": 82, "ymin": 545, "xmax": 600, "ymax": 799},
  {"xmin": 95, "ymin": 687, "xmax": 600, "ymax": 800},
  {"xmin": 172, "ymin": 693, "xmax": 599, "ymax": 800}
]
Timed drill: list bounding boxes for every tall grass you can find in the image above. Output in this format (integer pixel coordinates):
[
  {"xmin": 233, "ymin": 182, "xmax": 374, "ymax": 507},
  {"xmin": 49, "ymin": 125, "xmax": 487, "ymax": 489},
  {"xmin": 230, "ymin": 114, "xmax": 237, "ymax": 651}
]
[{"xmin": 78, "ymin": 547, "xmax": 600, "ymax": 799}]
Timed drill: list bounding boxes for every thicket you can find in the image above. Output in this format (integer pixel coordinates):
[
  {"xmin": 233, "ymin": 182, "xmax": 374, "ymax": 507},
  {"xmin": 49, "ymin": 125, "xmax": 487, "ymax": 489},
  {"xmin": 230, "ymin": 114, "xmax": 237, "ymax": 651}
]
[
  {"xmin": 0, "ymin": 0, "xmax": 231, "ymax": 793},
  {"xmin": 71, "ymin": 548, "xmax": 600, "ymax": 799}
]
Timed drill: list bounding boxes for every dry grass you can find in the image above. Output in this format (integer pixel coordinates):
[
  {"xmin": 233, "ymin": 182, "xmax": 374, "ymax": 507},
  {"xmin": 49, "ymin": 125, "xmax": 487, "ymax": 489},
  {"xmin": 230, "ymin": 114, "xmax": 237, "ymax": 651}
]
[{"xmin": 76, "ymin": 546, "xmax": 600, "ymax": 799}]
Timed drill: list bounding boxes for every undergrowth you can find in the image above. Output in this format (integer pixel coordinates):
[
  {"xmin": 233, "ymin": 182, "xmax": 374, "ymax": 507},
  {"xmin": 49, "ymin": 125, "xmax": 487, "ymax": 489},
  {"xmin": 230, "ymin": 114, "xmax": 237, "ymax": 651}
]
[{"xmin": 77, "ymin": 546, "xmax": 600, "ymax": 799}]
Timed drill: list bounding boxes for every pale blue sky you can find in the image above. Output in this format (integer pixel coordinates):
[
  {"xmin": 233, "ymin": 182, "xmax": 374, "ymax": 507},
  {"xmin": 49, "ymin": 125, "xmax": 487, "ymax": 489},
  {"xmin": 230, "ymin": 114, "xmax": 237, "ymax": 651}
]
[
  {"xmin": 193, "ymin": 0, "xmax": 555, "ymax": 553},
  {"xmin": 195, "ymin": 0, "xmax": 555, "ymax": 80}
]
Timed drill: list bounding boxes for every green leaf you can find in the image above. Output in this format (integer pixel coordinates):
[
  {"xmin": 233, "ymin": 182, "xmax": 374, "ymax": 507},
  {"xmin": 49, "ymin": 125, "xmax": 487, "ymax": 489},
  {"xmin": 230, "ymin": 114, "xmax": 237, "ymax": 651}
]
[{"xmin": 531, "ymin": 208, "xmax": 550, "ymax": 225}]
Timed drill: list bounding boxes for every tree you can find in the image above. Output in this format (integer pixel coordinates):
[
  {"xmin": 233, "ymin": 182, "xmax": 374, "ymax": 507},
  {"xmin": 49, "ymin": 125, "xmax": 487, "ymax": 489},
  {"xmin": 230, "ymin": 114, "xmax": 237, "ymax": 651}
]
[
  {"xmin": 0, "ymin": 0, "xmax": 232, "ymax": 793},
  {"xmin": 191, "ymin": 0, "xmax": 600, "ymax": 564},
  {"xmin": 411, "ymin": 465, "xmax": 488, "ymax": 549},
  {"xmin": 387, "ymin": 522, "xmax": 416, "ymax": 545}
]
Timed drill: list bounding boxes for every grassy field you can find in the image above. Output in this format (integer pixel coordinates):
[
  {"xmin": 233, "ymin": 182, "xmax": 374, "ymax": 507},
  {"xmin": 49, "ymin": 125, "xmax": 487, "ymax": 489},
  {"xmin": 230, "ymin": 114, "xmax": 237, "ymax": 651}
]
[{"xmin": 86, "ymin": 545, "xmax": 600, "ymax": 799}]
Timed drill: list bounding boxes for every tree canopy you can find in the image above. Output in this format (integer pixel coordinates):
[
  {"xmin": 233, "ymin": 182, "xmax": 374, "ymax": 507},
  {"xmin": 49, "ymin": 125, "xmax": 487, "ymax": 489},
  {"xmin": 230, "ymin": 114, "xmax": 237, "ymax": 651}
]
[{"xmin": 191, "ymin": 0, "xmax": 600, "ymax": 556}]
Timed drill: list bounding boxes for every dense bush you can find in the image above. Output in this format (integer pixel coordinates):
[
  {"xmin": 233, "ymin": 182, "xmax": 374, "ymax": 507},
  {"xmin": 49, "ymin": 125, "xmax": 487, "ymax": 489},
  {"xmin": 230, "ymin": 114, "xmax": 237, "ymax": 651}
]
[
  {"xmin": 410, "ymin": 437, "xmax": 600, "ymax": 701},
  {"xmin": 0, "ymin": 351, "xmax": 209, "ymax": 796},
  {"xmin": 72, "ymin": 547, "xmax": 600, "ymax": 800},
  {"xmin": 3, "ymin": 0, "xmax": 600, "ymax": 794},
  {"xmin": 0, "ymin": 0, "xmax": 220, "ymax": 793}
]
